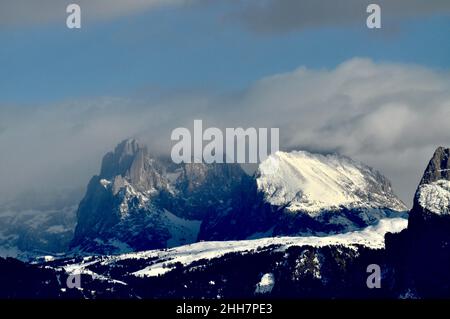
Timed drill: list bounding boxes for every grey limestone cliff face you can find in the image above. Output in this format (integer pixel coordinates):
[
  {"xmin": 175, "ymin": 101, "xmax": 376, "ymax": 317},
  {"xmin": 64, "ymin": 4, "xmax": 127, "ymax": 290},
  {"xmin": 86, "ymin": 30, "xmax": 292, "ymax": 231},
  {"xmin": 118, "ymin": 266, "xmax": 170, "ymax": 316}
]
[
  {"xmin": 100, "ymin": 139, "xmax": 170, "ymax": 193},
  {"xmin": 71, "ymin": 139, "xmax": 249, "ymax": 254}
]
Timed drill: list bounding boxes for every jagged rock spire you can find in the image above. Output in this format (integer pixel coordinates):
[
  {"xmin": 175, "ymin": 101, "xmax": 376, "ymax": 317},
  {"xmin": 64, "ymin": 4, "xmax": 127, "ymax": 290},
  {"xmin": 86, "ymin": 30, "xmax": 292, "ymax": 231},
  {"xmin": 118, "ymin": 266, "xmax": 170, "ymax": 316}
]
[
  {"xmin": 100, "ymin": 138, "xmax": 147, "ymax": 179},
  {"xmin": 419, "ymin": 146, "xmax": 450, "ymax": 186}
]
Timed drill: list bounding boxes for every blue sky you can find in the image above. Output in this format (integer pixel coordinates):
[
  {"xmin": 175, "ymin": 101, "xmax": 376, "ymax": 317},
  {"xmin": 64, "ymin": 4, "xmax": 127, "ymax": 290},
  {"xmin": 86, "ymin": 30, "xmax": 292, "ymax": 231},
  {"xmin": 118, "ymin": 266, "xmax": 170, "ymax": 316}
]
[{"xmin": 1, "ymin": 3, "xmax": 449, "ymax": 104}]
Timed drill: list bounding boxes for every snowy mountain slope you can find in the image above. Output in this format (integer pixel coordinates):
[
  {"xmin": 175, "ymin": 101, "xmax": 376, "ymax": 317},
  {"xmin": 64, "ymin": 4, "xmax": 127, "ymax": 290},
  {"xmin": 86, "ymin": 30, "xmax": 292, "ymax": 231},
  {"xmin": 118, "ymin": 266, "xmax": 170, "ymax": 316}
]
[
  {"xmin": 0, "ymin": 214, "xmax": 410, "ymax": 299},
  {"xmin": 198, "ymin": 150, "xmax": 407, "ymax": 239},
  {"xmin": 60, "ymin": 217, "xmax": 407, "ymax": 280},
  {"xmin": 257, "ymin": 151, "xmax": 406, "ymax": 214}
]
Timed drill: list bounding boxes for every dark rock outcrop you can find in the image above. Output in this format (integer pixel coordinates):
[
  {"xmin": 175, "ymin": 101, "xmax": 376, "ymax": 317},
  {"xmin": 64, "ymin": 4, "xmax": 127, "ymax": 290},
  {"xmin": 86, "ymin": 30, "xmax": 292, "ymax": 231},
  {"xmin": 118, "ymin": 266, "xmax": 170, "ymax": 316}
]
[
  {"xmin": 408, "ymin": 146, "xmax": 450, "ymax": 230},
  {"xmin": 419, "ymin": 147, "xmax": 450, "ymax": 185},
  {"xmin": 385, "ymin": 146, "xmax": 450, "ymax": 298}
]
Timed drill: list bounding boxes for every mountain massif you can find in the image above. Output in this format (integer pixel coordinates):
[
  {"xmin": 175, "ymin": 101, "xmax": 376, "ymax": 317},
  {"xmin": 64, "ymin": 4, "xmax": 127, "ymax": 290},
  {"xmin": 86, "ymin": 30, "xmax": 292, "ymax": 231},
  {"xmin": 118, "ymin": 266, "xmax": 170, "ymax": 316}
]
[{"xmin": 71, "ymin": 139, "xmax": 406, "ymax": 254}]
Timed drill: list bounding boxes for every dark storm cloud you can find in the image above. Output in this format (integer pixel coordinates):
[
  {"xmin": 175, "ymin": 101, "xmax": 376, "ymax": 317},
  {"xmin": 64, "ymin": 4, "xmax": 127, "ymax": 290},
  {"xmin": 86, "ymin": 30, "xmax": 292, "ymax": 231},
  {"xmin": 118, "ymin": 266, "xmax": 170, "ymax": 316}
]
[{"xmin": 231, "ymin": 0, "xmax": 450, "ymax": 33}]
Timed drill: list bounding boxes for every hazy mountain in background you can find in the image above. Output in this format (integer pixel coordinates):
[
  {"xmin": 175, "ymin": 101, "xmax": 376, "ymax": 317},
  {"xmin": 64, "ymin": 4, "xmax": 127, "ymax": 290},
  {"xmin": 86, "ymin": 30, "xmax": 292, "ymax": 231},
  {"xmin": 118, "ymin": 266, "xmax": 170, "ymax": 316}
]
[{"xmin": 0, "ymin": 188, "xmax": 82, "ymax": 260}]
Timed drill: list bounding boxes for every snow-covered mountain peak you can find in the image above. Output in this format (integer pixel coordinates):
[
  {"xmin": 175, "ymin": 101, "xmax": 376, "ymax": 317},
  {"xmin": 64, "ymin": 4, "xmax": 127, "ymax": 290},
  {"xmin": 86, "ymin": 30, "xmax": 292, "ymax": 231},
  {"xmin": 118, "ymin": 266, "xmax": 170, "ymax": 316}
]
[{"xmin": 257, "ymin": 150, "xmax": 406, "ymax": 214}]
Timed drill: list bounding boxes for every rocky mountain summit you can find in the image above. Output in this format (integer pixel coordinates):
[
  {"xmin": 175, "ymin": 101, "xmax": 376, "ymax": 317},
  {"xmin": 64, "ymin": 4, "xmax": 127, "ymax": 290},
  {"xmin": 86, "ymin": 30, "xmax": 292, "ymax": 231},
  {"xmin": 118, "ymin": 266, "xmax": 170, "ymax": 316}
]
[
  {"xmin": 402, "ymin": 146, "xmax": 450, "ymax": 232},
  {"xmin": 71, "ymin": 139, "xmax": 248, "ymax": 253},
  {"xmin": 385, "ymin": 146, "xmax": 450, "ymax": 298}
]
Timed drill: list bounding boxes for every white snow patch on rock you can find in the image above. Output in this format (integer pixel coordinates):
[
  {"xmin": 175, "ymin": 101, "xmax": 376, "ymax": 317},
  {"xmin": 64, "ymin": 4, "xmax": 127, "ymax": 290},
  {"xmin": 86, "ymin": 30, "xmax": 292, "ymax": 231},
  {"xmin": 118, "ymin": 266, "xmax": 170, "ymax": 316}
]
[
  {"xmin": 100, "ymin": 179, "xmax": 111, "ymax": 189},
  {"xmin": 417, "ymin": 180, "xmax": 450, "ymax": 215}
]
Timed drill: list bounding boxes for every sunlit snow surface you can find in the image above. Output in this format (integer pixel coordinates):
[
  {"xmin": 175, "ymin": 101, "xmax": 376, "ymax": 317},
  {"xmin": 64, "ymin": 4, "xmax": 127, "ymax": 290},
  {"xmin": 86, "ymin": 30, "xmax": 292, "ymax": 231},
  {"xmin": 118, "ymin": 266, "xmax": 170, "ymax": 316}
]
[
  {"xmin": 62, "ymin": 218, "xmax": 407, "ymax": 280},
  {"xmin": 417, "ymin": 180, "xmax": 450, "ymax": 215},
  {"xmin": 257, "ymin": 151, "xmax": 406, "ymax": 214}
]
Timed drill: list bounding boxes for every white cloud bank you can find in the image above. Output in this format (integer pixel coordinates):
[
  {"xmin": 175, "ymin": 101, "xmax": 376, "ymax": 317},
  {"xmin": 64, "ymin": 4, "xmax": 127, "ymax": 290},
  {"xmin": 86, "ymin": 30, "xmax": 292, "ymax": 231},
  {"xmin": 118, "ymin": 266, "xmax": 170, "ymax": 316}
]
[{"xmin": 0, "ymin": 58, "xmax": 449, "ymax": 206}]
